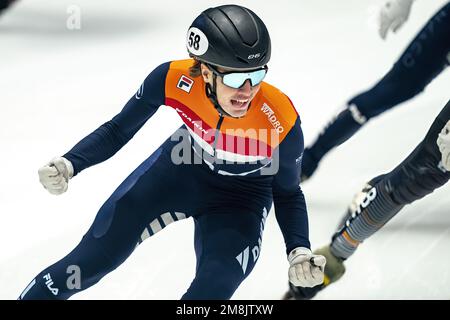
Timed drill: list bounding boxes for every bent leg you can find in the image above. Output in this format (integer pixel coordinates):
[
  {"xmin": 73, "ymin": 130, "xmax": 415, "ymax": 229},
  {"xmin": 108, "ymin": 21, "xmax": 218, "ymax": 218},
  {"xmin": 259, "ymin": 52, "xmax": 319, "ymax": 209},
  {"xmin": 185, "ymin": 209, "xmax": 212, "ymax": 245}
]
[
  {"xmin": 303, "ymin": 3, "xmax": 450, "ymax": 178},
  {"xmin": 19, "ymin": 146, "xmax": 192, "ymax": 300},
  {"xmin": 331, "ymin": 101, "xmax": 450, "ymax": 259},
  {"xmin": 182, "ymin": 206, "xmax": 270, "ymax": 300}
]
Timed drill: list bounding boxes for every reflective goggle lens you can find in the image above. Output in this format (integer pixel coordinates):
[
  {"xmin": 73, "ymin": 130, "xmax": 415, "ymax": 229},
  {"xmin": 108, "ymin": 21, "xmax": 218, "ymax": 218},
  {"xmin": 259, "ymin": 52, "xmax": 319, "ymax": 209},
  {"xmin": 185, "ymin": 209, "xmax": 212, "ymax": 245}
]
[{"xmin": 222, "ymin": 69, "xmax": 267, "ymax": 89}]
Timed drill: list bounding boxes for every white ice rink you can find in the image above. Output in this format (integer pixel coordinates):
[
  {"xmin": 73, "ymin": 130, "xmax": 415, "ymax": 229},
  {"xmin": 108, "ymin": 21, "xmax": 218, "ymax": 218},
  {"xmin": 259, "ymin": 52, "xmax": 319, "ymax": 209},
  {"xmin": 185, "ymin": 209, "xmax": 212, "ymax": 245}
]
[{"xmin": 1, "ymin": 0, "xmax": 449, "ymax": 300}]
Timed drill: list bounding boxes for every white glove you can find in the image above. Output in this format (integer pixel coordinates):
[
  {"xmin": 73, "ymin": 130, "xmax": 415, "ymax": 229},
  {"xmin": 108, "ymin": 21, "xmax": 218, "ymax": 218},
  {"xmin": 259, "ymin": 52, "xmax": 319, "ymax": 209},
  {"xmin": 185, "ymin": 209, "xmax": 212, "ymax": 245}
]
[
  {"xmin": 38, "ymin": 157, "xmax": 74, "ymax": 195},
  {"xmin": 288, "ymin": 247, "xmax": 326, "ymax": 288},
  {"xmin": 378, "ymin": 0, "xmax": 415, "ymax": 40},
  {"xmin": 437, "ymin": 120, "xmax": 450, "ymax": 171}
]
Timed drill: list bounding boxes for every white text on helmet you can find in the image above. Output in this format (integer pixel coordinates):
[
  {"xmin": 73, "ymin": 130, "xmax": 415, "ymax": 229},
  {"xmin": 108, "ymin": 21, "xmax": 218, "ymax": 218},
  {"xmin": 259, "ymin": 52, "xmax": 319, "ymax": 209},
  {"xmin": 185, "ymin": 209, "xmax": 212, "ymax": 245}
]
[{"xmin": 248, "ymin": 53, "xmax": 261, "ymax": 60}]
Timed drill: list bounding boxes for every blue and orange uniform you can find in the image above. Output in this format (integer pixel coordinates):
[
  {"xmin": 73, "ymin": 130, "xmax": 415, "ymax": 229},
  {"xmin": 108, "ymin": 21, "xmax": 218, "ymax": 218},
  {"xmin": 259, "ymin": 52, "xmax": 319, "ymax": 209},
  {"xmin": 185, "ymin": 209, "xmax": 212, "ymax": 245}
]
[{"xmin": 19, "ymin": 59, "xmax": 309, "ymax": 300}]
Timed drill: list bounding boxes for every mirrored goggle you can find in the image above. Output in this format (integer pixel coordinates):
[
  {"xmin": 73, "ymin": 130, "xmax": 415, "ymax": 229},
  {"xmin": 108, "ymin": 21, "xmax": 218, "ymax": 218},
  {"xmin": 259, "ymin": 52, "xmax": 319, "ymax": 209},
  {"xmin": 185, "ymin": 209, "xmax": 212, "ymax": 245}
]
[{"xmin": 208, "ymin": 64, "xmax": 268, "ymax": 89}]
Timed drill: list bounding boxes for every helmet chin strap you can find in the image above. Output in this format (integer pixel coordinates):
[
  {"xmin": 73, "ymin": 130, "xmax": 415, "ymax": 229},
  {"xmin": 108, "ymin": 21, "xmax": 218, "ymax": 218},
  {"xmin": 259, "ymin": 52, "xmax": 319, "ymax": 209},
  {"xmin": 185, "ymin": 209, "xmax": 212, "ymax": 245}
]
[{"xmin": 206, "ymin": 73, "xmax": 233, "ymax": 118}]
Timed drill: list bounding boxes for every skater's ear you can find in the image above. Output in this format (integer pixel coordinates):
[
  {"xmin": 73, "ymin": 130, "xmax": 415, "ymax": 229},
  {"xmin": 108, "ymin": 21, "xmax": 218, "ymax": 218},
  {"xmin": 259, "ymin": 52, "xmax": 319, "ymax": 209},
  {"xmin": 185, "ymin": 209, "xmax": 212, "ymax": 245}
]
[{"xmin": 200, "ymin": 63, "xmax": 213, "ymax": 83}]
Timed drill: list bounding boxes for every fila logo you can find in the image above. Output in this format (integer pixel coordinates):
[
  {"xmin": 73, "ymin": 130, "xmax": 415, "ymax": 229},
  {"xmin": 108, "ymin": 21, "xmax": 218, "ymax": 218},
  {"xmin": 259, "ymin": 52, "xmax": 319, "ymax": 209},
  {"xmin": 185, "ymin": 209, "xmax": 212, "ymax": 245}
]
[
  {"xmin": 177, "ymin": 75, "xmax": 194, "ymax": 93},
  {"xmin": 43, "ymin": 273, "xmax": 59, "ymax": 296}
]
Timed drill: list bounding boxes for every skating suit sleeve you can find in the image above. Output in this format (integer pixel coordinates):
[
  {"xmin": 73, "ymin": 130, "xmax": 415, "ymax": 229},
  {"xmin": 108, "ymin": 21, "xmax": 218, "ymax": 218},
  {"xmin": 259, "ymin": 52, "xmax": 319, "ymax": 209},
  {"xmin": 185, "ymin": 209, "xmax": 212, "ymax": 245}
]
[
  {"xmin": 64, "ymin": 62, "xmax": 170, "ymax": 175},
  {"xmin": 272, "ymin": 110, "xmax": 310, "ymax": 254}
]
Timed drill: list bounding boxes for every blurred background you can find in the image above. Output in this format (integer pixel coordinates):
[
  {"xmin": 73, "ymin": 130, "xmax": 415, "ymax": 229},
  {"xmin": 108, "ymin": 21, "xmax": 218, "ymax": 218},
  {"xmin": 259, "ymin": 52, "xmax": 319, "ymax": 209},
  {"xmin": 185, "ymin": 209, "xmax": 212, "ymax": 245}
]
[{"xmin": 0, "ymin": 0, "xmax": 449, "ymax": 299}]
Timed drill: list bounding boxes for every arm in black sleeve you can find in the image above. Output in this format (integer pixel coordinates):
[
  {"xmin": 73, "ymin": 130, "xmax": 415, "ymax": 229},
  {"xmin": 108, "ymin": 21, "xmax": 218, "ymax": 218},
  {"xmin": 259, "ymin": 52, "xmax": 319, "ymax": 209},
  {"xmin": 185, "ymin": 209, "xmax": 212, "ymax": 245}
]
[
  {"xmin": 63, "ymin": 62, "xmax": 170, "ymax": 176},
  {"xmin": 272, "ymin": 116, "xmax": 310, "ymax": 255}
]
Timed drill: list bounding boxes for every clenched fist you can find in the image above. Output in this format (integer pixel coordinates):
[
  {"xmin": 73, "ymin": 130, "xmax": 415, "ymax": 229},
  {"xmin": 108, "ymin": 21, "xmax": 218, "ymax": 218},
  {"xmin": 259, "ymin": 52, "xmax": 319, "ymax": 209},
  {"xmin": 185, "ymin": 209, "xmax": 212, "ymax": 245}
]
[{"xmin": 38, "ymin": 157, "xmax": 74, "ymax": 195}]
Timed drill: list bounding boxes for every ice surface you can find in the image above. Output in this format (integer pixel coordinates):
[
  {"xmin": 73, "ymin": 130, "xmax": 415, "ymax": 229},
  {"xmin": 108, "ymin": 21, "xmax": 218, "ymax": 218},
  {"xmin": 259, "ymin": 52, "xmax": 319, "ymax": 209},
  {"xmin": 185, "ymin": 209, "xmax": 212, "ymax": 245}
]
[{"xmin": 1, "ymin": 0, "xmax": 449, "ymax": 299}]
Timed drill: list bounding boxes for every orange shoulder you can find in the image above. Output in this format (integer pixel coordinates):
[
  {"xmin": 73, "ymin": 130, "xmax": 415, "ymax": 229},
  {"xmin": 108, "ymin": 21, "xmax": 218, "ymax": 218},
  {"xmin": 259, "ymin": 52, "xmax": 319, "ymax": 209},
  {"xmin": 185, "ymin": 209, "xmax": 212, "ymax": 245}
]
[
  {"xmin": 164, "ymin": 59, "xmax": 220, "ymax": 129},
  {"xmin": 165, "ymin": 59, "xmax": 196, "ymax": 96},
  {"xmin": 165, "ymin": 59, "xmax": 204, "ymax": 102},
  {"xmin": 258, "ymin": 82, "xmax": 299, "ymax": 130}
]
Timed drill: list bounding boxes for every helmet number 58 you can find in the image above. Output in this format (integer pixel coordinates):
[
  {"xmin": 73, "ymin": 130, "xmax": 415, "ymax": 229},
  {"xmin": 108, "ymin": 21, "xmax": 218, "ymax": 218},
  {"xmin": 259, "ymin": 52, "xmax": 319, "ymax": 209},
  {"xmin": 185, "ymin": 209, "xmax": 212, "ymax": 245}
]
[
  {"xmin": 189, "ymin": 32, "xmax": 200, "ymax": 50},
  {"xmin": 186, "ymin": 27, "xmax": 208, "ymax": 56}
]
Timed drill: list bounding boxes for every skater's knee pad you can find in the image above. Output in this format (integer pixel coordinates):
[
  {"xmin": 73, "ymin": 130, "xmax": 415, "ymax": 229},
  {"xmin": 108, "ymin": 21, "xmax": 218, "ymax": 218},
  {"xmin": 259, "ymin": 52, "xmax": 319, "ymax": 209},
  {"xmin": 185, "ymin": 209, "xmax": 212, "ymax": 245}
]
[{"xmin": 92, "ymin": 190, "xmax": 142, "ymax": 239}]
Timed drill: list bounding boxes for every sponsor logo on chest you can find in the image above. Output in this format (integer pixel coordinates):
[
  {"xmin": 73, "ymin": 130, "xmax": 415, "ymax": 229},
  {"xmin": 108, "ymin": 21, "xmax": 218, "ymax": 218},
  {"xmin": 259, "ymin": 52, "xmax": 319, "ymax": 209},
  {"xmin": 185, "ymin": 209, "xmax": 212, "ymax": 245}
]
[
  {"xmin": 177, "ymin": 75, "xmax": 194, "ymax": 93},
  {"xmin": 261, "ymin": 103, "xmax": 284, "ymax": 134},
  {"xmin": 175, "ymin": 108, "xmax": 208, "ymax": 134}
]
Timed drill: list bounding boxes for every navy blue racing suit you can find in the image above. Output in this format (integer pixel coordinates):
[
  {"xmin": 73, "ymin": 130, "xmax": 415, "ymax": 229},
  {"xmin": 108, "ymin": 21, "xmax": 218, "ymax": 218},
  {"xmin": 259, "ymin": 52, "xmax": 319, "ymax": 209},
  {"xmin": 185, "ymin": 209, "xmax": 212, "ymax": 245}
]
[{"xmin": 19, "ymin": 59, "xmax": 310, "ymax": 300}]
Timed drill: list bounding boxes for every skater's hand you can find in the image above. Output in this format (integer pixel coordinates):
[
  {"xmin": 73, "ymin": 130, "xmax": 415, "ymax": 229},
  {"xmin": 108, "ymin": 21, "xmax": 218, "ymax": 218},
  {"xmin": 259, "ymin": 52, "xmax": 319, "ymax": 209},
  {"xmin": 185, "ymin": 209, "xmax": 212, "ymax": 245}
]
[
  {"xmin": 378, "ymin": 0, "xmax": 415, "ymax": 40},
  {"xmin": 288, "ymin": 247, "xmax": 326, "ymax": 287},
  {"xmin": 38, "ymin": 157, "xmax": 74, "ymax": 195},
  {"xmin": 437, "ymin": 120, "xmax": 450, "ymax": 171}
]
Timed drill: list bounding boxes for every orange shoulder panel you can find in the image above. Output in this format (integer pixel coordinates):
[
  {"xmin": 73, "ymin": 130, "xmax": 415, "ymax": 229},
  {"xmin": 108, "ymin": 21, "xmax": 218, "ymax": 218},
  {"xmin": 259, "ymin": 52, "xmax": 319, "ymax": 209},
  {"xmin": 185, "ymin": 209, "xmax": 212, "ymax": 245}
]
[
  {"xmin": 165, "ymin": 59, "xmax": 220, "ymax": 128},
  {"xmin": 164, "ymin": 60, "xmax": 299, "ymax": 149},
  {"xmin": 260, "ymin": 82, "xmax": 299, "ymax": 127},
  {"xmin": 246, "ymin": 82, "xmax": 299, "ymax": 144}
]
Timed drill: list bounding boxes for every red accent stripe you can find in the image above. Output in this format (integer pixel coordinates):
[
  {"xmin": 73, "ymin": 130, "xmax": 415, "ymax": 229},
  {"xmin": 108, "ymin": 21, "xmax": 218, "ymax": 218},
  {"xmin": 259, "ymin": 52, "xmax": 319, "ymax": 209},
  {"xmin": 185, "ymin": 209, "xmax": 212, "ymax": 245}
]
[
  {"xmin": 165, "ymin": 98, "xmax": 273, "ymax": 157},
  {"xmin": 181, "ymin": 76, "xmax": 193, "ymax": 84},
  {"xmin": 284, "ymin": 93, "xmax": 299, "ymax": 116},
  {"xmin": 165, "ymin": 98, "xmax": 215, "ymax": 143}
]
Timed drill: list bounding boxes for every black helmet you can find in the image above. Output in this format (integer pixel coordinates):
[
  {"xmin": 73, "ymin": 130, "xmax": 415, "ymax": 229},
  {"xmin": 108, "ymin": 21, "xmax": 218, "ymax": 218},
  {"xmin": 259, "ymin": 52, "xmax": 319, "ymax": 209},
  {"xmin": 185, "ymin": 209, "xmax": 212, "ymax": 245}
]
[{"xmin": 187, "ymin": 5, "xmax": 271, "ymax": 71}]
